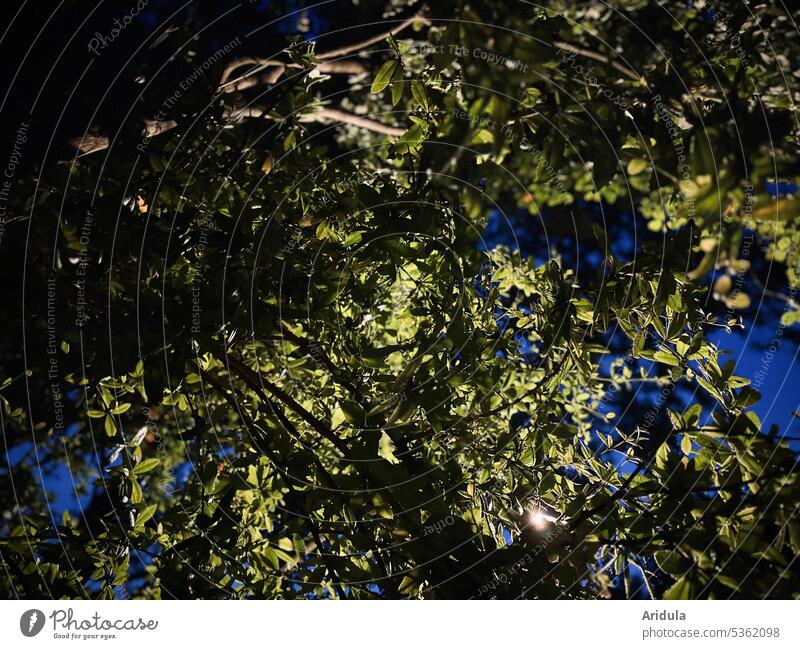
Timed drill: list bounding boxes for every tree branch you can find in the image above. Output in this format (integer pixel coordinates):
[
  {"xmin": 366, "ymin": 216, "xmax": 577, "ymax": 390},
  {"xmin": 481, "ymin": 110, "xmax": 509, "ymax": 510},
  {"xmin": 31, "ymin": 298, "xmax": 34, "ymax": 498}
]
[
  {"xmin": 313, "ymin": 107, "xmax": 404, "ymax": 136},
  {"xmin": 278, "ymin": 323, "xmax": 364, "ymax": 399},
  {"xmin": 316, "ymin": 13, "xmax": 429, "ymax": 60},
  {"xmin": 215, "ymin": 10, "xmax": 426, "ymax": 93},
  {"xmin": 218, "ymin": 60, "xmax": 365, "ymax": 94},
  {"xmin": 554, "ymin": 40, "xmax": 646, "ymax": 85},
  {"xmin": 222, "ymin": 353, "xmax": 351, "ymax": 456},
  {"xmin": 198, "ymin": 367, "xmax": 346, "ymax": 598},
  {"xmin": 223, "ymin": 103, "xmax": 405, "ymax": 136}
]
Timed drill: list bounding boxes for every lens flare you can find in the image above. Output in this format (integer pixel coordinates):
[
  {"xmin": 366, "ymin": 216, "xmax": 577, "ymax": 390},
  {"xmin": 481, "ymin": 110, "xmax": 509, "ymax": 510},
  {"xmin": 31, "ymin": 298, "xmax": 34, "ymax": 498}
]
[{"xmin": 529, "ymin": 509, "xmax": 557, "ymax": 529}]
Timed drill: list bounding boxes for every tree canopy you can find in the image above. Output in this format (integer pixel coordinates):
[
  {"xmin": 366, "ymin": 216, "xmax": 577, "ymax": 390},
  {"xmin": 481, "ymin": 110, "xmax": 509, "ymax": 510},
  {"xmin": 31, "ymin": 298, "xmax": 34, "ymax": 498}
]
[{"xmin": 1, "ymin": 0, "xmax": 799, "ymax": 599}]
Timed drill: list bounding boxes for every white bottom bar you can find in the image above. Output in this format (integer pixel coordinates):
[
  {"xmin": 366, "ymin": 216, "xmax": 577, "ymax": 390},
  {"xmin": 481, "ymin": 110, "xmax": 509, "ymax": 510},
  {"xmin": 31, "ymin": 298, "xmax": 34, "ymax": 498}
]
[{"xmin": 2, "ymin": 600, "xmax": 798, "ymax": 648}]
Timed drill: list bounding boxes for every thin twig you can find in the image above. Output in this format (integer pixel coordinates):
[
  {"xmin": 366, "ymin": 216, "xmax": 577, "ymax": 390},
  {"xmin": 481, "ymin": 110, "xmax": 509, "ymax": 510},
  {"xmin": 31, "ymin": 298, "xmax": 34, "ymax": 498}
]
[
  {"xmin": 218, "ymin": 60, "xmax": 365, "ymax": 93},
  {"xmin": 224, "ymin": 103, "xmax": 405, "ymax": 136},
  {"xmin": 314, "ymin": 107, "xmax": 405, "ymax": 136},
  {"xmin": 553, "ymin": 40, "xmax": 646, "ymax": 85},
  {"xmin": 750, "ymin": 271, "xmax": 800, "ymax": 310},
  {"xmin": 316, "ymin": 13, "xmax": 428, "ymax": 60}
]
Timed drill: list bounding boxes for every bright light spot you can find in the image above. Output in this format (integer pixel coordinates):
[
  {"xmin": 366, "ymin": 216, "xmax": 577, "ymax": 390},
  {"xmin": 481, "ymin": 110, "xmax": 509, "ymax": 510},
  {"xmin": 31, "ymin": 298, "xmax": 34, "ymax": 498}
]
[{"xmin": 530, "ymin": 509, "xmax": 557, "ymax": 529}]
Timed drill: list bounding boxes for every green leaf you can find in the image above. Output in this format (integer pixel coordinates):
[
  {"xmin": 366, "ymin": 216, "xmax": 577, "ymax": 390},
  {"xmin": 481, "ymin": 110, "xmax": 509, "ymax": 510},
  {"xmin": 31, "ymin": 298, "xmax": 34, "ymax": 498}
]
[
  {"xmin": 111, "ymin": 402, "xmax": 131, "ymax": 415},
  {"xmin": 331, "ymin": 406, "xmax": 347, "ymax": 428},
  {"xmin": 378, "ymin": 431, "xmax": 400, "ymax": 464},
  {"xmin": 130, "ymin": 479, "xmax": 143, "ymax": 504},
  {"xmin": 343, "ymin": 230, "xmax": 365, "ymax": 246},
  {"xmin": 735, "ymin": 386, "xmax": 760, "ymax": 408},
  {"xmin": 132, "ymin": 458, "xmax": 160, "ymax": 475},
  {"xmin": 653, "ymin": 350, "xmax": 680, "ymax": 367},
  {"xmin": 262, "ymin": 546, "xmax": 280, "ymax": 570},
  {"xmin": 339, "ymin": 400, "xmax": 365, "ymax": 426},
  {"xmin": 390, "ymin": 64, "xmax": 404, "ymax": 106},
  {"xmin": 132, "ymin": 360, "xmax": 144, "ymax": 378},
  {"xmin": 663, "ymin": 575, "xmax": 695, "ymax": 599},
  {"xmin": 315, "ymin": 219, "xmax": 337, "ymax": 241},
  {"xmin": 627, "ymin": 158, "xmax": 648, "ymax": 175},
  {"xmin": 371, "ymin": 60, "xmax": 399, "ymax": 94},
  {"xmin": 411, "ymin": 80, "xmax": 429, "ymax": 110},
  {"xmin": 135, "ymin": 504, "xmax": 157, "ymax": 527},
  {"xmin": 393, "ymin": 122, "xmax": 426, "ymax": 154},
  {"xmin": 780, "ymin": 310, "xmax": 800, "ymax": 327}
]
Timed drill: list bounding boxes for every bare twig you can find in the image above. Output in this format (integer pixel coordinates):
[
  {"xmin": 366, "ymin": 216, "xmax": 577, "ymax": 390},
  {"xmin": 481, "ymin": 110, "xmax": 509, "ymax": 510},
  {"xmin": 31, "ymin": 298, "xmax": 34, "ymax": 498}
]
[
  {"xmin": 224, "ymin": 104, "xmax": 268, "ymax": 120},
  {"xmin": 316, "ymin": 13, "xmax": 428, "ymax": 60},
  {"xmin": 750, "ymin": 271, "xmax": 800, "ymax": 310},
  {"xmin": 226, "ymin": 103, "xmax": 405, "ymax": 136},
  {"xmin": 553, "ymin": 40, "xmax": 646, "ymax": 86},
  {"xmin": 218, "ymin": 60, "xmax": 365, "ymax": 93},
  {"xmin": 218, "ymin": 57, "xmax": 282, "ymax": 87},
  {"xmin": 313, "ymin": 107, "xmax": 404, "ymax": 136},
  {"xmin": 217, "ymin": 11, "xmax": 425, "ymax": 93},
  {"xmin": 220, "ymin": 64, "xmax": 286, "ymax": 93}
]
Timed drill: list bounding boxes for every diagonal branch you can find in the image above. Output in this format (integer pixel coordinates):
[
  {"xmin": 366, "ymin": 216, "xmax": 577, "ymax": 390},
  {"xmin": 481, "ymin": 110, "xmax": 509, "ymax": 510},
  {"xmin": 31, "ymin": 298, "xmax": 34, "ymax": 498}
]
[
  {"xmin": 199, "ymin": 367, "xmax": 347, "ymax": 598},
  {"xmin": 313, "ymin": 107, "xmax": 404, "ymax": 136},
  {"xmin": 218, "ymin": 60, "xmax": 366, "ymax": 93},
  {"xmin": 222, "ymin": 353, "xmax": 350, "ymax": 456},
  {"xmin": 216, "ymin": 10, "xmax": 425, "ymax": 93},
  {"xmin": 554, "ymin": 40, "xmax": 646, "ymax": 85},
  {"xmin": 278, "ymin": 323, "xmax": 364, "ymax": 399},
  {"xmin": 225, "ymin": 104, "xmax": 406, "ymax": 137},
  {"xmin": 317, "ymin": 13, "xmax": 429, "ymax": 60}
]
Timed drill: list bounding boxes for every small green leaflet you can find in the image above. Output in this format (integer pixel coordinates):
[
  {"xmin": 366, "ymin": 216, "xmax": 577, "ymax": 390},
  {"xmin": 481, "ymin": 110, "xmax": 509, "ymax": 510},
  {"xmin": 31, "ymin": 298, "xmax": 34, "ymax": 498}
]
[{"xmin": 371, "ymin": 60, "xmax": 399, "ymax": 94}]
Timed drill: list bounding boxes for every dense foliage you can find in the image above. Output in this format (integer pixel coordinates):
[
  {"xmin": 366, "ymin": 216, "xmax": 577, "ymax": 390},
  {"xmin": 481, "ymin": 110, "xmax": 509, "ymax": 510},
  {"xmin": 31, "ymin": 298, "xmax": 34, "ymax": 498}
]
[{"xmin": 1, "ymin": 0, "xmax": 799, "ymax": 599}]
